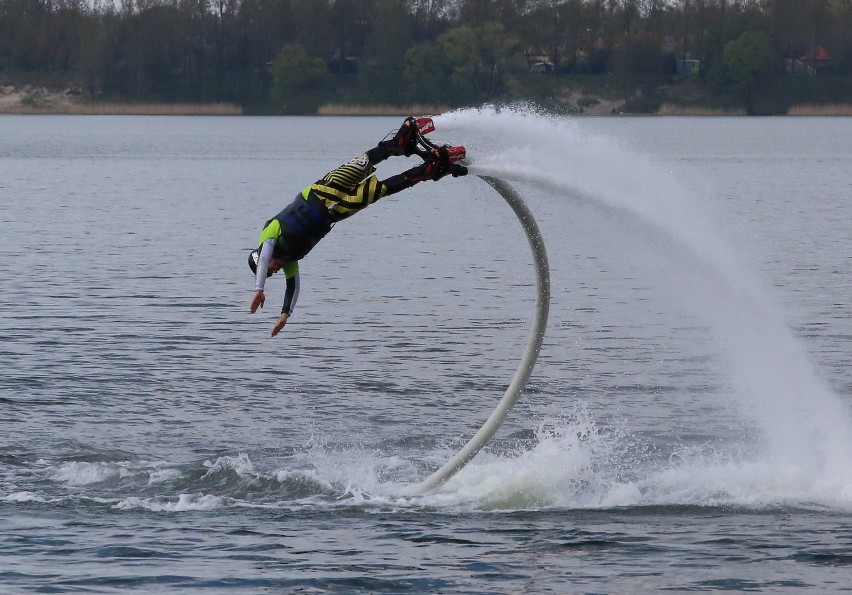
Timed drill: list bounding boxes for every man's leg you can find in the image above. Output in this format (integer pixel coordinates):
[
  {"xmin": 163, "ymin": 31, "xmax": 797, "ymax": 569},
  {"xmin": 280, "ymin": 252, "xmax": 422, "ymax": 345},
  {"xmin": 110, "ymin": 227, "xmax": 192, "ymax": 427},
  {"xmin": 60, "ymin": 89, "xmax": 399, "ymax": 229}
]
[
  {"xmin": 315, "ymin": 118, "xmax": 466, "ymax": 217},
  {"xmin": 318, "ymin": 153, "xmax": 376, "ymax": 195},
  {"xmin": 317, "ymin": 118, "xmax": 418, "ymax": 196},
  {"xmin": 380, "ymin": 145, "xmax": 468, "ymax": 196}
]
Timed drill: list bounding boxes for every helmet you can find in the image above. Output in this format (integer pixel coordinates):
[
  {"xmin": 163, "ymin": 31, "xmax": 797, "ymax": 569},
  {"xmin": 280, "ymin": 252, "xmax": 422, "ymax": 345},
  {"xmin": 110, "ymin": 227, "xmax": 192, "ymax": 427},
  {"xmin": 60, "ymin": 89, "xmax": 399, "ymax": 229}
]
[{"xmin": 248, "ymin": 248, "xmax": 273, "ymax": 277}]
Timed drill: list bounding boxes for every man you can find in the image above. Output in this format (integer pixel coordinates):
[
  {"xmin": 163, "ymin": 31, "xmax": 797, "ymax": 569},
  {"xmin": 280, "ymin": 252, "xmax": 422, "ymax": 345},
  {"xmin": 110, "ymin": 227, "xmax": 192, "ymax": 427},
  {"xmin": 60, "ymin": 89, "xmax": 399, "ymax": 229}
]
[{"xmin": 248, "ymin": 117, "xmax": 468, "ymax": 336}]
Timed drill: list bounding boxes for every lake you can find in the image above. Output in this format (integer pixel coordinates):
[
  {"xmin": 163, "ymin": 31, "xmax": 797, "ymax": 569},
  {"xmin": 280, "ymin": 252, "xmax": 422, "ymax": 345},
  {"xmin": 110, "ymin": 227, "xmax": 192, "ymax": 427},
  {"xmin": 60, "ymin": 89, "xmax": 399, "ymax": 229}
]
[{"xmin": 1, "ymin": 111, "xmax": 850, "ymax": 592}]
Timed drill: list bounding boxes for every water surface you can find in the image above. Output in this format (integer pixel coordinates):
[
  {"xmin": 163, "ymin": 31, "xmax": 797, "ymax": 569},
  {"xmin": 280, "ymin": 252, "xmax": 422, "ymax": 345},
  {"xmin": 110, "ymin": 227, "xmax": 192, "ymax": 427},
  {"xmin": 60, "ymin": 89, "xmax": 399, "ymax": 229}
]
[{"xmin": 2, "ymin": 112, "xmax": 851, "ymax": 592}]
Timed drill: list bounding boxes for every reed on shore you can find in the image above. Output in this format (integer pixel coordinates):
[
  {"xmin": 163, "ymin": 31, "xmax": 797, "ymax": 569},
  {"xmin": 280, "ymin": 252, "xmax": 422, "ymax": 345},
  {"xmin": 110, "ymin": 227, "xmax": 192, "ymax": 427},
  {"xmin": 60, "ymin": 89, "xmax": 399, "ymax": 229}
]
[
  {"xmin": 316, "ymin": 103, "xmax": 449, "ymax": 116},
  {"xmin": 786, "ymin": 103, "xmax": 852, "ymax": 116},
  {"xmin": 7, "ymin": 97, "xmax": 851, "ymax": 117},
  {"xmin": 656, "ymin": 102, "xmax": 852, "ymax": 116},
  {"xmin": 0, "ymin": 100, "xmax": 243, "ymax": 115},
  {"xmin": 656, "ymin": 103, "xmax": 746, "ymax": 116}
]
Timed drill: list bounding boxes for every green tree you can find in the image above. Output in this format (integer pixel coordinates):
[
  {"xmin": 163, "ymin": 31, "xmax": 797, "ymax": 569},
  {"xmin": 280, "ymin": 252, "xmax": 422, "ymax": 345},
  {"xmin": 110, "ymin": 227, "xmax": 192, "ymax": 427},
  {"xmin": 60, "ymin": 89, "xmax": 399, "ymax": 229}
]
[
  {"xmin": 403, "ymin": 21, "xmax": 523, "ymax": 106},
  {"xmin": 270, "ymin": 43, "xmax": 330, "ymax": 113},
  {"xmin": 356, "ymin": 0, "xmax": 414, "ymax": 104},
  {"xmin": 608, "ymin": 31, "xmax": 670, "ymax": 109},
  {"xmin": 474, "ymin": 21, "xmax": 525, "ymax": 97},
  {"xmin": 826, "ymin": 0, "xmax": 852, "ymax": 74},
  {"xmin": 403, "ymin": 41, "xmax": 456, "ymax": 104},
  {"xmin": 725, "ymin": 30, "xmax": 770, "ymax": 113}
]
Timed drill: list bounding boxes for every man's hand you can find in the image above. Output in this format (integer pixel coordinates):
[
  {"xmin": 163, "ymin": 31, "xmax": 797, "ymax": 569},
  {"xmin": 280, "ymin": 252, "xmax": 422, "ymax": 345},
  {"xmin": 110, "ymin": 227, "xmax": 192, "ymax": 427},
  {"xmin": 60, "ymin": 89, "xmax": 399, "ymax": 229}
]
[
  {"xmin": 250, "ymin": 290, "xmax": 265, "ymax": 313},
  {"xmin": 271, "ymin": 312, "xmax": 289, "ymax": 337}
]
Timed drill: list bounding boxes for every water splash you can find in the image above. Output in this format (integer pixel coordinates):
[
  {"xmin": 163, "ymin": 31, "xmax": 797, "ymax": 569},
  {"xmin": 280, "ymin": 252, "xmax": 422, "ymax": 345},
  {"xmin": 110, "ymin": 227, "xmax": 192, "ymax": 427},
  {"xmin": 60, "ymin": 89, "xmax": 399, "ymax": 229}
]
[{"xmin": 429, "ymin": 106, "xmax": 852, "ymax": 508}]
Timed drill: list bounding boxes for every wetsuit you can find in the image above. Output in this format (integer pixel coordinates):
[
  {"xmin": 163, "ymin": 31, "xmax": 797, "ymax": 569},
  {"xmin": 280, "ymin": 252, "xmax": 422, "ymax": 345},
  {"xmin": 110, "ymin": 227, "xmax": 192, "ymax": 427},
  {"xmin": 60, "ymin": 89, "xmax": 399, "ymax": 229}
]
[{"xmin": 253, "ymin": 144, "xmax": 415, "ymax": 315}]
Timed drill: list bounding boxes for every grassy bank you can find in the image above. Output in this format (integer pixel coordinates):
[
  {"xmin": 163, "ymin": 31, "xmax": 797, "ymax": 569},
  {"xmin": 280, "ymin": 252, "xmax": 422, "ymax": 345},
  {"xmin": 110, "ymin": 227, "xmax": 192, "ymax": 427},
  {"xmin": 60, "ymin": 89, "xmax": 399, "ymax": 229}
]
[
  {"xmin": 5, "ymin": 95, "xmax": 851, "ymax": 117},
  {"xmin": 786, "ymin": 103, "xmax": 852, "ymax": 116},
  {"xmin": 656, "ymin": 103, "xmax": 747, "ymax": 116},
  {"xmin": 0, "ymin": 100, "xmax": 243, "ymax": 115},
  {"xmin": 656, "ymin": 102, "xmax": 852, "ymax": 116},
  {"xmin": 316, "ymin": 103, "xmax": 449, "ymax": 116}
]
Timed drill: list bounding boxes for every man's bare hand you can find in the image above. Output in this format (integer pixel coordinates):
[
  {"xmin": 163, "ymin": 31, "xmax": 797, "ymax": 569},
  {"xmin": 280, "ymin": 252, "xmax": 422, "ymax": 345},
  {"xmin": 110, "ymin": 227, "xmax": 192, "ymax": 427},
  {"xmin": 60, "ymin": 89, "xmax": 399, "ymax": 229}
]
[
  {"xmin": 271, "ymin": 312, "xmax": 289, "ymax": 337},
  {"xmin": 250, "ymin": 290, "xmax": 265, "ymax": 313}
]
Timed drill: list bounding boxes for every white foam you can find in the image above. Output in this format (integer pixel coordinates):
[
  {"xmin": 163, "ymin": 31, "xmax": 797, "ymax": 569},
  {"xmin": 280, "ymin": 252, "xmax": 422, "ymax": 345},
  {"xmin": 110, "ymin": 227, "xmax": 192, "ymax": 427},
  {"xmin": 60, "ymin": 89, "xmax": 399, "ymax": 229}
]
[
  {"xmin": 407, "ymin": 414, "xmax": 852, "ymax": 511},
  {"xmin": 4, "ymin": 491, "xmax": 46, "ymax": 503},
  {"xmin": 51, "ymin": 459, "xmax": 183, "ymax": 487},
  {"xmin": 54, "ymin": 461, "xmax": 121, "ymax": 486},
  {"xmin": 147, "ymin": 468, "xmax": 183, "ymax": 485},
  {"xmin": 203, "ymin": 453, "xmax": 256, "ymax": 478},
  {"xmin": 115, "ymin": 493, "xmax": 224, "ymax": 512}
]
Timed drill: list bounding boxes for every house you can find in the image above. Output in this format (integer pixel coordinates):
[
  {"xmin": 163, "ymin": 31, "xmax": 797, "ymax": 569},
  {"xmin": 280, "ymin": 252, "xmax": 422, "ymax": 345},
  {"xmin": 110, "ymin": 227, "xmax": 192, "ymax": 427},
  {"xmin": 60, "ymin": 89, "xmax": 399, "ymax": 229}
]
[
  {"xmin": 676, "ymin": 59, "xmax": 700, "ymax": 76},
  {"xmin": 786, "ymin": 46, "xmax": 833, "ymax": 75},
  {"xmin": 530, "ymin": 61, "xmax": 555, "ymax": 74}
]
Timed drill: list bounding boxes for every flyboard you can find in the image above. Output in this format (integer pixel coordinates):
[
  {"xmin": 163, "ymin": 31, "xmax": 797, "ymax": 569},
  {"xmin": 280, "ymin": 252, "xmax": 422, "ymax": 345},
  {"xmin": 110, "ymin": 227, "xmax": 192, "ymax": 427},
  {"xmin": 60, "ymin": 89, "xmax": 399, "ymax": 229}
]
[{"xmin": 404, "ymin": 118, "xmax": 551, "ymax": 495}]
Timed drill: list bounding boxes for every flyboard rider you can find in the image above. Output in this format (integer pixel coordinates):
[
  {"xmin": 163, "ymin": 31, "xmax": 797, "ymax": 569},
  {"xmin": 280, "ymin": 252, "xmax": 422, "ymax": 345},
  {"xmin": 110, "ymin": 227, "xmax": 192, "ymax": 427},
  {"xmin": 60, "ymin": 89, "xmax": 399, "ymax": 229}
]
[{"xmin": 248, "ymin": 117, "xmax": 468, "ymax": 336}]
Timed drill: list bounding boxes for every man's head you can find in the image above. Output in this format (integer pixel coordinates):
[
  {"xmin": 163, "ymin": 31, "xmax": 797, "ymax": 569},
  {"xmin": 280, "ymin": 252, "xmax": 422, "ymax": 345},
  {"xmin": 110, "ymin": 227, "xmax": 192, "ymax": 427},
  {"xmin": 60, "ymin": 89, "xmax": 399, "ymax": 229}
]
[{"xmin": 248, "ymin": 249, "xmax": 285, "ymax": 278}]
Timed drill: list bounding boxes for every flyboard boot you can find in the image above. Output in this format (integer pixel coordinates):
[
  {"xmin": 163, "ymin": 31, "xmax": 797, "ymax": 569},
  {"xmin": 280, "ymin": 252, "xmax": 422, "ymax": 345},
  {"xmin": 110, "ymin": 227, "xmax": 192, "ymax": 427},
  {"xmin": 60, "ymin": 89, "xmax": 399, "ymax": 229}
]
[
  {"xmin": 380, "ymin": 116, "xmax": 427, "ymax": 156},
  {"xmin": 380, "ymin": 116, "xmax": 468, "ymax": 193},
  {"xmin": 407, "ymin": 143, "xmax": 468, "ymax": 182}
]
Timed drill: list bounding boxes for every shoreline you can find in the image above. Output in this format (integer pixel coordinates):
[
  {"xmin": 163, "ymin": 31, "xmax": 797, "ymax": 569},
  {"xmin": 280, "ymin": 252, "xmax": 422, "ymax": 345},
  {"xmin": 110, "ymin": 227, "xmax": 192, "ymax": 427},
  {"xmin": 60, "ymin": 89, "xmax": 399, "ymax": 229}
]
[
  {"xmin": 2, "ymin": 88, "xmax": 851, "ymax": 117},
  {"xmin": 315, "ymin": 103, "xmax": 450, "ymax": 116},
  {"xmin": 0, "ymin": 86, "xmax": 243, "ymax": 115}
]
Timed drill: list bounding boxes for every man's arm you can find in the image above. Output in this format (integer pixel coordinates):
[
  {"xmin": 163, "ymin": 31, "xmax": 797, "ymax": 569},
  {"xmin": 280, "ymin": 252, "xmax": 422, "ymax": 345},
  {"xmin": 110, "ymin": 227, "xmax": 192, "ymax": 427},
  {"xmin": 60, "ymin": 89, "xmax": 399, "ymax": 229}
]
[
  {"xmin": 250, "ymin": 240, "xmax": 277, "ymax": 313},
  {"xmin": 254, "ymin": 240, "xmax": 275, "ymax": 291},
  {"xmin": 281, "ymin": 271, "xmax": 300, "ymax": 314},
  {"xmin": 271, "ymin": 268, "xmax": 300, "ymax": 337}
]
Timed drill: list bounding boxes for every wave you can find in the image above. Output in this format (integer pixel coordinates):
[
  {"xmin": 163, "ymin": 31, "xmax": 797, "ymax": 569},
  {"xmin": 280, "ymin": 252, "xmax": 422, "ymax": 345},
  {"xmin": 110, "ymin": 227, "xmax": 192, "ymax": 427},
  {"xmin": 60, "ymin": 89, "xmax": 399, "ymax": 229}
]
[{"xmin": 7, "ymin": 411, "xmax": 850, "ymax": 513}]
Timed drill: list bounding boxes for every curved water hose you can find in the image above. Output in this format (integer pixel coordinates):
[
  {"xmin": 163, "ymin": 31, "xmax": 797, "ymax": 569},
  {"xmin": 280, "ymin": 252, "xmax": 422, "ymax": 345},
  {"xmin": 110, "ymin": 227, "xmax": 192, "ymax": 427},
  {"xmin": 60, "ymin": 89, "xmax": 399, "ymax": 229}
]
[{"xmin": 411, "ymin": 176, "xmax": 551, "ymax": 494}]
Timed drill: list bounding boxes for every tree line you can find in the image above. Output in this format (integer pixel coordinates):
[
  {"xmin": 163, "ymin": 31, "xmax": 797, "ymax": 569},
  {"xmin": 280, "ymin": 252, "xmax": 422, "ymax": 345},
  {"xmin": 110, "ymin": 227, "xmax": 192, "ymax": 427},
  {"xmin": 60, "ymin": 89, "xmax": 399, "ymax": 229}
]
[{"xmin": 2, "ymin": 0, "xmax": 851, "ymax": 113}]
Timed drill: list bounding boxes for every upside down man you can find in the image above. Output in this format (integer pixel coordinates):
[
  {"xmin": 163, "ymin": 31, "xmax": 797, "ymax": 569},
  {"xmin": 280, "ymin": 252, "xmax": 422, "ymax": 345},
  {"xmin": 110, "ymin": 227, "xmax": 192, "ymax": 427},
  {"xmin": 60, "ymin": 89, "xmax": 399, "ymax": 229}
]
[{"xmin": 248, "ymin": 117, "xmax": 468, "ymax": 336}]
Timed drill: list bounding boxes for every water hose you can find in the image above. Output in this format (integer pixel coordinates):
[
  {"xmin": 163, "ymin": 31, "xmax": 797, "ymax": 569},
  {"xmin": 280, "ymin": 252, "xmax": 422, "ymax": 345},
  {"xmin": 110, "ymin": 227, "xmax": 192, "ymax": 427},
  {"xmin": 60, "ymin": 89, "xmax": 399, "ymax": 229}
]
[{"xmin": 411, "ymin": 176, "xmax": 550, "ymax": 494}]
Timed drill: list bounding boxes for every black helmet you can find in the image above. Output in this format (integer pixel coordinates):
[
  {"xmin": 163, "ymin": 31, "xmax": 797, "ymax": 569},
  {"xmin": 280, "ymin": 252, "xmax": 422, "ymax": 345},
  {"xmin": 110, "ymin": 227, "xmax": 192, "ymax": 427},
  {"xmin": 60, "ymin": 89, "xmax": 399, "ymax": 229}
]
[{"xmin": 248, "ymin": 248, "xmax": 273, "ymax": 277}]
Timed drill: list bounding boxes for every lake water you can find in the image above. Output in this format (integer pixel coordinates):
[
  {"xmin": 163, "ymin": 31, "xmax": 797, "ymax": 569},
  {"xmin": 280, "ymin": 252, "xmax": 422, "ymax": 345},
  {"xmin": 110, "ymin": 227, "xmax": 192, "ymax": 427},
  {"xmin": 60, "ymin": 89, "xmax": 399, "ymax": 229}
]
[{"xmin": 1, "ymin": 110, "xmax": 851, "ymax": 592}]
